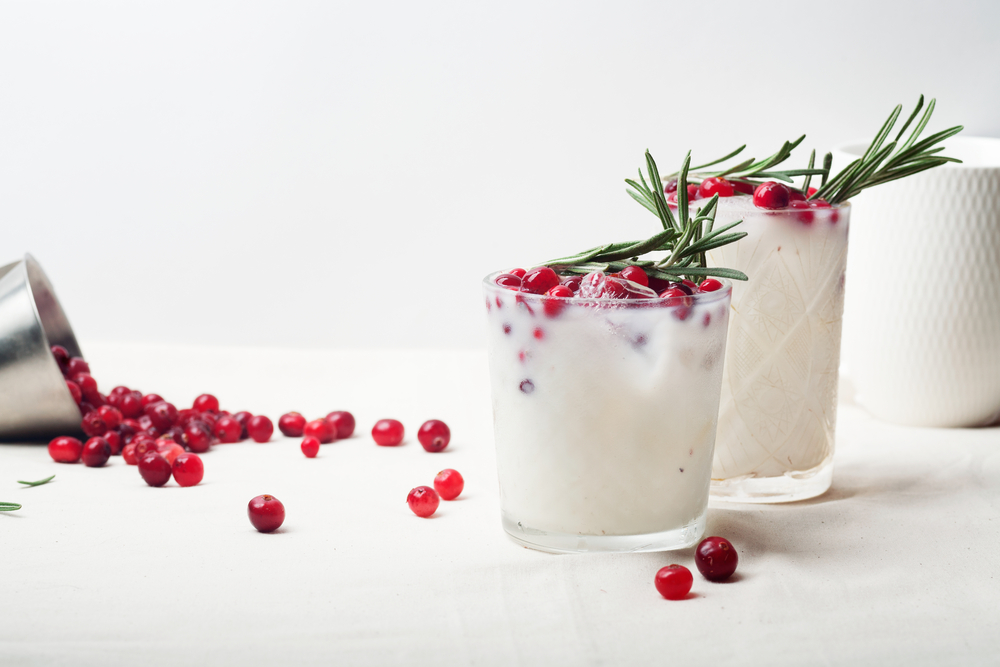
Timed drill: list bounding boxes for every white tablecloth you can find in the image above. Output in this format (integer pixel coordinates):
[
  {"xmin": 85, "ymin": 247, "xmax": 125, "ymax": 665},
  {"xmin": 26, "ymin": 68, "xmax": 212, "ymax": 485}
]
[{"xmin": 1, "ymin": 344, "xmax": 998, "ymax": 666}]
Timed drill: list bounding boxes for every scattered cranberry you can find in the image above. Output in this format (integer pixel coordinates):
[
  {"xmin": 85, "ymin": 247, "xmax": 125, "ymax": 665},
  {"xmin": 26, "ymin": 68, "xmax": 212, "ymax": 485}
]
[
  {"xmin": 519, "ymin": 267, "xmax": 560, "ymax": 295},
  {"xmin": 192, "ymin": 393, "xmax": 219, "ymax": 413},
  {"xmin": 97, "ymin": 405, "xmax": 122, "ymax": 430},
  {"xmin": 248, "ymin": 494, "xmax": 285, "ymax": 533},
  {"xmin": 407, "ymin": 486, "xmax": 439, "ymax": 518},
  {"xmin": 695, "ymin": 536, "xmax": 739, "ymax": 581},
  {"xmin": 699, "ymin": 278, "xmax": 723, "ymax": 292},
  {"xmin": 213, "ymin": 416, "xmax": 242, "ymax": 443},
  {"xmin": 494, "ymin": 273, "xmax": 522, "ymax": 290},
  {"xmin": 232, "ymin": 411, "xmax": 253, "ymax": 439},
  {"xmin": 51, "ymin": 345, "xmax": 70, "ymax": 367},
  {"xmin": 138, "ymin": 452, "xmax": 172, "ymax": 487},
  {"xmin": 753, "ymin": 181, "xmax": 791, "ymax": 209},
  {"xmin": 417, "ymin": 419, "xmax": 451, "ymax": 453},
  {"xmin": 278, "ymin": 412, "xmax": 307, "ymax": 437},
  {"xmin": 433, "ymin": 469, "xmax": 464, "ymax": 500},
  {"xmin": 146, "ymin": 401, "xmax": 179, "ymax": 431},
  {"xmin": 619, "ymin": 265, "xmax": 649, "ymax": 287},
  {"xmin": 699, "ymin": 177, "xmax": 735, "ymax": 198},
  {"xmin": 140, "ymin": 393, "xmax": 164, "ymax": 408},
  {"xmin": 304, "ymin": 418, "xmax": 335, "ymax": 444},
  {"xmin": 119, "ymin": 393, "xmax": 142, "ymax": 418},
  {"xmin": 66, "ymin": 380, "xmax": 82, "ymax": 405},
  {"xmin": 372, "ymin": 419, "xmax": 404, "ymax": 446},
  {"xmin": 655, "ymin": 565, "xmax": 693, "ymax": 600},
  {"xmin": 81, "ymin": 437, "xmax": 111, "ymax": 467},
  {"xmin": 81, "ymin": 411, "xmax": 108, "ymax": 438},
  {"xmin": 48, "ymin": 436, "xmax": 83, "ymax": 463},
  {"xmin": 172, "ymin": 453, "xmax": 204, "ymax": 487},
  {"xmin": 300, "ymin": 436, "xmax": 320, "ymax": 458},
  {"xmin": 184, "ymin": 422, "xmax": 212, "ymax": 453},
  {"xmin": 158, "ymin": 443, "xmax": 186, "ymax": 465},
  {"xmin": 122, "ymin": 443, "xmax": 139, "ymax": 465},
  {"xmin": 66, "ymin": 357, "xmax": 90, "ymax": 376},
  {"xmin": 247, "ymin": 415, "xmax": 273, "ymax": 443},
  {"xmin": 73, "ymin": 374, "xmax": 100, "ymax": 403},
  {"xmin": 133, "ymin": 438, "xmax": 159, "ymax": 459},
  {"xmin": 103, "ymin": 430, "xmax": 122, "ymax": 455},
  {"xmin": 325, "ymin": 411, "xmax": 356, "ymax": 439}
]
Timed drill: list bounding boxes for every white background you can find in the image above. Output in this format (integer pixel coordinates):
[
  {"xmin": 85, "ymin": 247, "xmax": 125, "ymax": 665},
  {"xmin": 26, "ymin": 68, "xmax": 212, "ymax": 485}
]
[{"xmin": 1, "ymin": 0, "xmax": 997, "ymax": 349}]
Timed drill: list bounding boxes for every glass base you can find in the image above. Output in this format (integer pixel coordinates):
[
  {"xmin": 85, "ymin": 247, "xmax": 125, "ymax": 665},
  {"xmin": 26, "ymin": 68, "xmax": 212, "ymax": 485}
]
[
  {"xmin": 500, "ymin": 510, "xmax": 706, "ymax": 554},
  {"xmin": 709, "ymin": 457, "xmax": 833, "ymax": 504}
]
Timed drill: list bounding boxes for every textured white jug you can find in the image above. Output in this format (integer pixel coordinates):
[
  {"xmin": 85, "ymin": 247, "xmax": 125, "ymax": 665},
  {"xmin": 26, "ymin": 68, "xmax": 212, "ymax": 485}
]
[{"xmin": 836, "ymin": 136, "xmax": 1000, "ymax": 427}]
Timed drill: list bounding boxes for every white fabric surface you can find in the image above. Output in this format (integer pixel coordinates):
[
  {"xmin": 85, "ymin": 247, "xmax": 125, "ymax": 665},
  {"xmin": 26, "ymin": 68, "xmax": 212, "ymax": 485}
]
[{"xmin": 1, "ymin": 343, "xmax": 998, "ymax": 666}]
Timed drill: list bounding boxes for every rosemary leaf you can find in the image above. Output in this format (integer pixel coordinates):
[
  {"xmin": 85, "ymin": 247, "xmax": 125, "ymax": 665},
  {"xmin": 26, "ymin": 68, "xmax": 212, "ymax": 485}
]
[
  {"xmin": 18, "ymin": 475, "xmax": 55, "ymax": 487},
  {"xmin": 0, "ymin": 502, "xmax": 21, "ymax": 512}
]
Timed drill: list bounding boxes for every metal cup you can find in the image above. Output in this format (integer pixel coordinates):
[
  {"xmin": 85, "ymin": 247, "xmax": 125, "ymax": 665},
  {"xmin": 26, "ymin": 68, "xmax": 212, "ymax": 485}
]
[{"xmin": 0, "ymin": 254, "xmax": 83, "ymax": 441}]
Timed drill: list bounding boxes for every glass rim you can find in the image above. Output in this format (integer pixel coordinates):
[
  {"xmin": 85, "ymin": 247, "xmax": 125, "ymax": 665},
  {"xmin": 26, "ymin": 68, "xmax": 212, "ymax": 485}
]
[{"xmin": 482, "ymin": 271, "xmax": 733, "ymax": 307}]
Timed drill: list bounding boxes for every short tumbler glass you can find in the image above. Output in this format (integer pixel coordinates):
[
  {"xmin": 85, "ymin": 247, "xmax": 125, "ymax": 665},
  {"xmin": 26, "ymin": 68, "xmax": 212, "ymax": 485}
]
[{"xmin": 483, "ymin": 273, "xmax": 732, "ymax": 553}]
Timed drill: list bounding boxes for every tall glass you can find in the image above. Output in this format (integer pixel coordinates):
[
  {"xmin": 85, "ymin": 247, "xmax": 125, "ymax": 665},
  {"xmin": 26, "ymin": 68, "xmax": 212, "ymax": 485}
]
[
  {"xmin": 483, "ymin": 274, "xmax": 732, "ymax": 553},
  {"xmin": 707, "ymin": 198, "xmax": 850, "ymax": 502}
]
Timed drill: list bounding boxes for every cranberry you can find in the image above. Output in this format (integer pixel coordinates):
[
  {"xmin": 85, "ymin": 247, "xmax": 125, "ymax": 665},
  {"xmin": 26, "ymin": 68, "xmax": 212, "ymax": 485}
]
[
  {"xmin": 248, "ymin": 494, "xmax": 285, "ymax": 533},
  {"xmin": 699, "ymin": 278, "xmax": 723, "ymax": 292},
  {"xmin": 543, "ymin": 285, "xmax": 573, "ymax": 317},
  {"xmin": 110, "ymin": 385, "xmax": 131, "ymax": 397},
  {"xmin": 494, "ymin": 273, "xmax": 522, "ymax": 290},
  {"xmin": 140, "ymin": 393, "xmax": 164, "ymax": 408},
  {"xmin": 407, "ymin": 486, "xmax": 439, "ymax": 518},
  {"xmin": 655, "ymin": 564, "xmax": 693, "ymax": 600},
  {"xmin": 303, "ymin": 418, "xmax": 335, "ymax": 444},
  {"xmin": 51, "ymin": 345, "xmax": 70, "ymax": 367},
  {"xmin": 138, "ymin": 452, "xmax": 172, "ymax": 487},
  {"xmin": 247, "ymin": 415, "xmax": 274, "ymax": 443},
  {"xmin": 97, "ymin": 405, "xmax": 122, "ymax": 430},
  {"xmin": 372, "ymin": 419, "xmax": 404, "ymax": 446},
  {"xmin": 699, "ymin": 177, "xmax": 735, "ymax": 198},
  {"xmin": 122, "ymin": 443, "xmax": 139, "ymax": 465},
  {"xmin": 81, "ymin": 437, "xmax": 111, "ymax": 467},
  {"xmin": 695, "ymin": 536, "xmax": 739, "ymax": 581},
  {"xmin": 507, "ymin": 268, "xmax": 527, "ymax": 278},
  {"xmin": 159, "ymin": 443, "xmax": 186, "ymax": 465},
  {"xmin": 213, "ymin": 416, "xmax": 242, "ymax": 443},
  {"xmin": 667, "ymin": 183, "xmax": 700, "ymax": 203},
  {"xmin": 144, "ymin": 401, "xmax": 178, "ymax": 431},
  {"xmin": 232, "ymin": 411, "xmax": 253, "ymax": 439},
  {"xmin": 183, "ymin": 421, "xmax": 212, "ymax": 453},
  {"xmin": 545, "ymin": 285, "xmax": 573, "ymax": 298},
  {"xmin": 172, "ymin": 452, "xmax": 204, "ymax": 487},
  {"xmin": 663, "ymin": 177, "xmax": 678, "ymax": 194},
  {"xmin": 278, "ymin": 412, "xmax": 307, "ymax": 437},
  {"xmin": 48, "ymin": 436, "xmax": 83, "ymax": 463},
  {"xmin": 119, "ymin": 393, "xmax": 142, "ymax": 418},
  {"xmin": 753, "ymin": 181, "xmax": 790, "ymax": 209},
  {"xmin": 519, "ymin": 267, "xmax": 560, "ymax": 294},
  {"xmin": 619, "ymin": 265, "xmax": 649, "ymax": 287},
  {"xmin": 561, "ymin": 276, "xmax": 582, "ymax": 292},
  {"xmin": 433, "ymin": 469, "xmax": 464, "ymax": 500},
  {"xmin": 103, "ymin": 430, "xmax": 122, "ymax": 455},
  {"xmin": 300, "ymin": 436, "xmax": 320, "ymax": 458},
  {"xmin": 133, "ymin": 438, "xmax": 159, "ymax": 459},
  {"xmin": 73, "ymin": 373, "xmax": 100, "ymax": 403},
  {"xmin": 416, "ymin": 419, "xmax": 451, "ymax": 453},
  {"xmin": 138, "ymin": 415, "xmax": 153, "ymax": 430},
  {"xmin": 66, "ymin": 357, "xmax": 90, "ymax": 376},
  {"xmin": 81, "ymin": 411, "xmax": 108, "ymax": 438},
  {"xmin": 66, "ymin": 380, "xmax": 82, "ymax": 405},
  {"xmin": 192, "ymin": 394, "xmax": 219, "ymax": 413},
  {"xmin": 325, "ymin": 411, "xmax": 356, "ymax": 439},
  {"xmin": 788, "ymin": 188, "xmax": 806, "ymax": 201},
  {"xmin": 659, "ymin": 287, "xmax": 690, "ymax": 300},
  {"xmin": 733, "ymin": 180, "xmax": 755, "ymax": 195},
  {"xmin": 811, "ymin": 198, "xmax": 831, "ymax": 208},
  {"xmin": 790, "ymin": 199, "xmax": 814, "ymax": 223}
]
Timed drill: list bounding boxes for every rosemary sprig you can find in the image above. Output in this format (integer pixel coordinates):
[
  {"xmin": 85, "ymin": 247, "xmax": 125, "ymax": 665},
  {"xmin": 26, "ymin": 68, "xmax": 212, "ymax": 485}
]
[
  {"xmin": 544, "ymin": 151, "xmax": 749, "ymax": 283},
  {"xmin": 0, "ymin": 502, "xmax": 21, "ymax": 512},
  {"xmin": 665, "ymin": 135, "xmax": 828, "ymax": 187},
  {"xmin": 812, "ymin": 96, "xmax": 963, "ymax": 204},
  {"xmin": 18, "ymin": 475, "xmax": 55, "ymax": 487}
]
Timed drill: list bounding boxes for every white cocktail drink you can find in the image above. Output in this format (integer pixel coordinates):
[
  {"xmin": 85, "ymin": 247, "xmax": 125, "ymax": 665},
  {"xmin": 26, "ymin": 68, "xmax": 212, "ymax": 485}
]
[
  {"xmin": 707, "ymin": 197, "xmax": 850, "ymax": 502},
  {"xmin": 483, "ymin": 274, "xmax": 732, "ymax": 553}
]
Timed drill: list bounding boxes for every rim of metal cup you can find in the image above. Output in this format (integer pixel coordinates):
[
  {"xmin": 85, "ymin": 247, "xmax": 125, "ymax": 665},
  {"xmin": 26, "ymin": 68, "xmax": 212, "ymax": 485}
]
[
  {"xmin": 835, "ymin": 135, "xmax": 1000, "ymax": 170},
  {"xmin": 0, "ymin": 254, "xmax": 84, "ymax": 441}
]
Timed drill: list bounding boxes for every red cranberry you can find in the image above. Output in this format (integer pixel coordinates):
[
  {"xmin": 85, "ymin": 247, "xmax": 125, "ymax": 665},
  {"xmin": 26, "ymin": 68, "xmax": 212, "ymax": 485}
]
[
  {"xmin": 138, "ymin": 452, "xmax": 172, "ymax": 487},
  {"xmin": 51, "ymin": 344, "xmax": 70, "ymax": 367},
  {"xmin": 103, "ymin": 430, "xmax": 122, "ymax": 455},
  {"xmin": 733, "ymin": 180, "xmax": 755, "ymax": 195},
  {"xmin": 172, "ymin": 453, "xmax": 204, "ymax": 487},
  {"xmin": 48, "ymin": 436, "xmax": 83, "ymax": 463},
  {"xmin": 788, "ymin": 188, "xmax": 806, "ymax": 201},
  {"xmin": 519, "ymin": 267, "xmax": 560, "ymax": 294},
  {"xmin": 110, "ymin": 385, "xmax": 131, "ymax": 397},
  {"xmin": 663, "ymin": 177, "xmax": 678, "ymax": 194},
  {"xmin": 159, "ymin": 443, "xmax": 186, "ymax": 465},
  {"xmin": 561, "ymin": 276, "xmax": 582, "ymax": 292},
  {"xmin": 66, "ymin": 357, "xmax": 90, "ymax": 376},
  {"xmin": 507, "ymin": 268, "xmax": 527, "ymax": 278},
  {"xmin": 543, "ymin": 285, "xmax": 573, "ymax": 317},
  {"xmin": 695, "ymin": 536, "xmax": 739, "ymax": 581},
  {"xmin": 122, "ymin": 443, "xmax": 139, "ymax": 465},
  {"xmin": 699, "ymin": 278, "xmax": 723, "ymax": 292},
  {"xmin": 133, "ymin": 438, "xmax": 159, "ymax": 459},
  {"xmin": 183, "ymin": 421, "xmax": 212, "ymax": 453},
  {"xmin": 659, "ymin": 287, "xmax": 690, "ymax": 300},
  {"xmin": 192, "ymin": 393, "xmax": 219, "ymax": 413},
  {"xmin": 300, "ymin": 436, "xmax": 320, "ymax": 458},
  {"xmin": 753, "ymin": 181, "xmax": 790, "ymax": 209},
  {"xmin": 140, "ymin": 393, "xmax": 164, "ymax": 408},
  {"xmin": 303, "ymin": 418, "xmax": 335, "ymax": 444},
  {"xmin": 790, "ymin": 199, "xmax": 815, "ymax": 223},
  {"xmin": 433, "ymin": 469, "xmax": 464, "ymax": 500},
  {"xmin": 407, "ymin": 486, "xmax": 439, "ymax": 518},
  {"xmin": 119, "ymin": 393, "xmax": 142, "ymax": 418},
  {"xmin": 417, "ymin": 419, "xmax": 451, "ymax": 453},
  {"xmin": 81, "ymin": 411, "xmax": 108, "ymax": 438},
  {"xmin": 97, "ymin": 405, "xmax": 122, "ymax": 429},
  {"xmin": 81, "ymin": 437, "xmax": 111, "ymax": 467},
  {"xmin": 248, "ymin": 494, "xmax": 285, "ymax": 533},
  {"xmin": 655, "ymin": 565, "xmax": 693, "ymax": 600},
  {"xmin": 278, "ymin": 412, "xmax": 307, "ymax": 437},
  {"xmin": 699, "ymin": 177, "xmax": 735, "ymax": 198},
  {"xmin": 144, "ymin": 401, "xmax": 179, "ymax": 431},
  {"xmin": 545, "ymin": 285, "xmax": 574, "ymax": 298},
  {"xmin": 619, "ymin": 265, "xmax": 649, "ymax": 287},
  {"xmin": 494, "ymin": 273, "xmax": 522, "ymax": 290},
  {"xmin": 66, "ymin": 380, "xmax": 82, "ymax": 405},
  {"xmin": 213, "ymin": 416, "xmax": 242, "ymax": 443},
  {"xmin": 325, "ymin": 411, "xmax": 356, "ymax": 439},
  {"xmin": 73, "ymin": 373, "xmax": 100, "ymax": 403},
  {"xmin": 232, "ymin": 411, "xmax": 252, "ymax": 439},
  {"xmin": 138, "ymin": 415, "xmax": 153, "ymax": 430},
  {"xmin": 247, "ymin": 415, "xmax": 274, "ymax": 443},
  {"xmin": 372, "ymin": 419, "xmax": 404, "ymax": 446}
]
